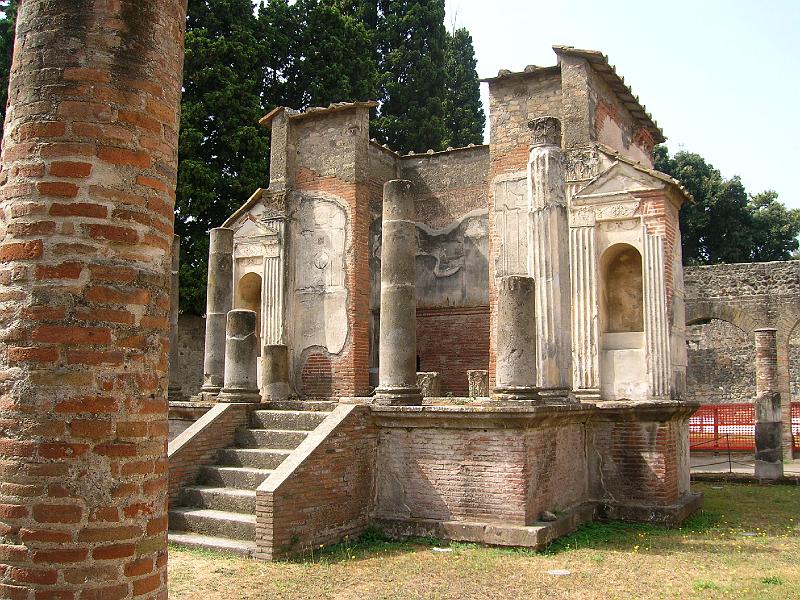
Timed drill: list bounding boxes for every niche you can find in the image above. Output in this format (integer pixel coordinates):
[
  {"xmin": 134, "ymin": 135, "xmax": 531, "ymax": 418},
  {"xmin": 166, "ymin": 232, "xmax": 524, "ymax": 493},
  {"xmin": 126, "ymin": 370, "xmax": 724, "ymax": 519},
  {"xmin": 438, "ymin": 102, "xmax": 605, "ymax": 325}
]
[
  {"xmin": 235, "ymin": 272, "xmax": 262, "ymax": 349},
  {"xmin": 601, "ymin": 243, "xmax": 643, "ymax": 334}
]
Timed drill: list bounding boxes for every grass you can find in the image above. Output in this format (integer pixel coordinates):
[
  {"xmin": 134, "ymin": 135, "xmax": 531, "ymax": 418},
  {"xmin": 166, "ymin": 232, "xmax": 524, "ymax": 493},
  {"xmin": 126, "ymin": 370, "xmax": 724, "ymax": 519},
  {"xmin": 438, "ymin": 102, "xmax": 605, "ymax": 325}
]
[{"xmin": 168, "ymin": 483, "xmax": 800, "ymax": 599}]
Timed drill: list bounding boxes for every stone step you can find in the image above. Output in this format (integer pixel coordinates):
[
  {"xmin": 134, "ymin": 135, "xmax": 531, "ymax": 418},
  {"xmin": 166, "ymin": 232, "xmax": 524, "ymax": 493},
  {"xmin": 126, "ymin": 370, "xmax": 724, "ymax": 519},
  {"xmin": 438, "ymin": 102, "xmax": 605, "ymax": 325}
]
[
  {"xmin": 169, "ymin": 531, "xmax": 256, "ymax": 557},
  {"xmin": 198, "ymin": 465, "xmax": 272, "ymax": 489},
  {"xmin": 168, "ymin": 508, "xmax": 255, "ymax": 541},
  {"xmin": 264, "ymin": 400, "xmax": 337, "ymax": 412},
  {"xmin": 251, "ymin": 409, "xmax": 328, "ymax": 431},
  {"xmin": 235, "ymin": 427, "xmax": 308, "ymax": 449},
  {"xmin": 218, "ymin": 447, "xmax": 291, "ymax": 470},
  {"xmin": 180, "ymin": 485, "xmax": 256, "ymax": 514}
]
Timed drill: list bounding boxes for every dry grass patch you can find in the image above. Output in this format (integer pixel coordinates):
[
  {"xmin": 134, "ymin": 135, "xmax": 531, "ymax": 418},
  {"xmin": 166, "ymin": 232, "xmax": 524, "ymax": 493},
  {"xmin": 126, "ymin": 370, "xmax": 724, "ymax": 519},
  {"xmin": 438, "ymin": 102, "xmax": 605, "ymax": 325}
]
[{"xmin": 168, "ymin": 483, "xmax": 799, "ymax": 599}]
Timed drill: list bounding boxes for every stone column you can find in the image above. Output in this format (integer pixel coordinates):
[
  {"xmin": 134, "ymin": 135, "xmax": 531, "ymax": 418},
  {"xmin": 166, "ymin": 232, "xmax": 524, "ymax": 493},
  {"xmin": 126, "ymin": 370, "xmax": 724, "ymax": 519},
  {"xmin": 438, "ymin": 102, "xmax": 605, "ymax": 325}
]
[
  {"xmin": 201, "ymin": 227, "xmax": 234, "ymax": 397},
  {"xmin": 168, "ymin": 235, "xmax": 182, "ymax": 400},
  {"xmin": 375, "ymin": 180, "xmax": 422, "ymax": 405},
  {"xmin": 754, "ymin": 328, "xmax": 783, "ymax": 480},
  {"xmin": 493, "ymin": 276, "xmax": 540, "ymax": 403},
  {"xmin": 218, "ymin": 310, "xmax": 262, "ymax": 403},
  {"xmin": 643, "ymin": 230, "xmax": 671, "ymax": 398},
  {"xmin": 569, "ymin": 225, "xmax": 600, "ymax": 400},
  {"xmin": 262, "ymin": 344, "xmax": 290, "ymax": 402},
  {"xmin": 0, "ymin": 0, "xmax": 186, "ymax": 596},
  {"xmin": 527, "ymin": 116, "xmax": 573, "ymax": 401}
]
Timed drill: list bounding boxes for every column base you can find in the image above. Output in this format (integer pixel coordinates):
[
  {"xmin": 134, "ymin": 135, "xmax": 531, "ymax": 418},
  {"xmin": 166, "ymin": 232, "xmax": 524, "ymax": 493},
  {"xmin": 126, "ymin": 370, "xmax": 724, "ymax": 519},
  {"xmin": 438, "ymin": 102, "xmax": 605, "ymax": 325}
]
[
  {"xmin": 374, "ymin": 386, "xmax": 423, "ymax": 406},
  {"xmin": 755, "ymin": 460, "xmax": 784, "ymax": 481},
  {"xmin": 168, "ymin": 385, "xmax": 183, "ymax": 402},
  {"xmin": 261, "ymin": 382, "xmax": 289, "ymax": 403},
  {"xmin": 217, "ymin": 387, "xmax": 262, "ymax": 404},
  {"xmin": 538, "ymin": 387, "xmax": 578, "ymax": 405},
  {"xmin": 574, "ymin": 388, "xmax": 601, "ymax": 403},
  {"xmin": 490, "ymin": 386, "xmax": 540, "ymax": 404}
]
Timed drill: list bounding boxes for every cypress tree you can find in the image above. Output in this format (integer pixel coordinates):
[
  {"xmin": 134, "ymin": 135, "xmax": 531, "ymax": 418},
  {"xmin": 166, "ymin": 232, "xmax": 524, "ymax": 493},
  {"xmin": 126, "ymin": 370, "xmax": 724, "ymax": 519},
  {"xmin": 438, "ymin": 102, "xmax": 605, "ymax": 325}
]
[
  {"xmin": 443, "ymin": 27, "xmax": 484, "ymax": 148},
  {"xmin": 177, "ymin": 0, "xmax": 270, "ymax": 314},
  {"xmin": 373, "ymin": 0, "xmax": 449, "ymax": 153}
]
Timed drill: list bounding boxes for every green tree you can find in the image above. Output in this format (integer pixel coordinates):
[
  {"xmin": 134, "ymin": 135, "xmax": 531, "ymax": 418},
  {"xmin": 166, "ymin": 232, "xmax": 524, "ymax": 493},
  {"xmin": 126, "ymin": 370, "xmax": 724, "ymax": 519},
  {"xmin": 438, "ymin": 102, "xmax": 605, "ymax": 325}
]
[
  {"xmin": 442, "ymin": 27, "xmax": 484, "ymax": 148},
  {"xmin": 654, "ymin": 146, "xmax": 800, "ymax": 264},
  {"xmin": 749, "ymin": 190, "xmax": 800, "ymax": 261},
  {"xmin": 285, "ymin": 0, "xmax": 377, "ymax": 109},
  {"xmin": 0, "ymin": 0, "xmax": 18, "ymax": 133},
  {"xmin": 177, "ymin": 0, "xmax": 270, "ymax": 314},
  {"xmin": 373, "ymin": 0, "xmax": 449, "ymax": 153}
]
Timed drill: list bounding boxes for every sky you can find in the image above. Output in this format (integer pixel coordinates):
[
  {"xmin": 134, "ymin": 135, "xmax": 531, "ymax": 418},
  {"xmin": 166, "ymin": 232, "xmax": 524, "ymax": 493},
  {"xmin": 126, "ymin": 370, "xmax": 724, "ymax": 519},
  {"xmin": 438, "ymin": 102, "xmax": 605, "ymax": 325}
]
[{"xmin": 445, "ymin": 0, "xmax": 800, "ymax": 209}]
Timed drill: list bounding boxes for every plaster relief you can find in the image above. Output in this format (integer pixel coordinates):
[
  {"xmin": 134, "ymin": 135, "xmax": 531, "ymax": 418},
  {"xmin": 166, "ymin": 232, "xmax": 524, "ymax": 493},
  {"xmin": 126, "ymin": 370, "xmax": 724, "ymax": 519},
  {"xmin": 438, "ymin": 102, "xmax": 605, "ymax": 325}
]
[
  {"xmin": 293, "ymin": 196, "xmax": 348, "ymax": 355},
  {"xmin": 493, "ymin": 176, "xmax": 528, "ymax": 277}
]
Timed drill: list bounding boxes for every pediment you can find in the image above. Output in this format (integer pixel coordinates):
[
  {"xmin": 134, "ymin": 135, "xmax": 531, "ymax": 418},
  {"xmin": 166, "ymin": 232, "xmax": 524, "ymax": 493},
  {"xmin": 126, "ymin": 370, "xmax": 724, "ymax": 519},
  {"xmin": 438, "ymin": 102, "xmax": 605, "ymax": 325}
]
[
  {"xmin": 234, "ymin": 216, "xmax": 280, "ymax": 239},
  {"xmin": 573, "ymin": 161, "xmax": 665, "ymax": 200}
]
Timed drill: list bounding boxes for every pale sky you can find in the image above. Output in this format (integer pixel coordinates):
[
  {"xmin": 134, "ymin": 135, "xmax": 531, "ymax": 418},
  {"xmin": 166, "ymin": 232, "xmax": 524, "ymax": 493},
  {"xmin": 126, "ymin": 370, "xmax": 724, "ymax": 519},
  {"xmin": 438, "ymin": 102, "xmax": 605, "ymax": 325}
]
[{"xmin": 445, "ymin": 0, "xmax": 800, "ymax": 209}]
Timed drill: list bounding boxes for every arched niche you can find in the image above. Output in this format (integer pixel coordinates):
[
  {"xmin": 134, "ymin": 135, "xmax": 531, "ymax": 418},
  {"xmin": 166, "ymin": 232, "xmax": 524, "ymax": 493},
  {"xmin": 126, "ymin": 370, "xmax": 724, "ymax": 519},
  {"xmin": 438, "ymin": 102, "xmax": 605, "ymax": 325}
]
[
  {"xmin": 600, "ymin": 243, "xmax": 644, "ymax": 334},
  {"xmin": 599, "ymin": 243, "xmax": 647, "ymax": 400},
  {"xmin": 235, "ymin": 272, "xmax": 262, "ymax": 350}
]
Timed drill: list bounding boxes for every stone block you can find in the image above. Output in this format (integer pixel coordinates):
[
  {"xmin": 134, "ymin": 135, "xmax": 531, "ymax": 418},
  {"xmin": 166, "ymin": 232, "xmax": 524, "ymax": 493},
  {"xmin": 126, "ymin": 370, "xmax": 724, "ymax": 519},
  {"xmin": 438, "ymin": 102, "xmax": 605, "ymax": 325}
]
[
  {"xmin": 416, "ymin": 372, "xmax": 441, "ymax": 397},
  {"xmin": 467, "ymin": 370, "xmax": 489, "ymax": 397}
]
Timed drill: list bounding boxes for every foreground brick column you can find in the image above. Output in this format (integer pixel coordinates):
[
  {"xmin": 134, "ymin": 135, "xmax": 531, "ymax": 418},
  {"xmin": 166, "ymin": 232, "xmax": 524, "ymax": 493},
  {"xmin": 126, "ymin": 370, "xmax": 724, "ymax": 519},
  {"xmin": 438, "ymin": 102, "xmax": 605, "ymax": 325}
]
[
  {"xmin": 0, "ymin": 1, "xmax": 186, "ymax": 598},
  {"xmin": 754, "ymin": 328, "xmax": 783, "ymax": 480}
]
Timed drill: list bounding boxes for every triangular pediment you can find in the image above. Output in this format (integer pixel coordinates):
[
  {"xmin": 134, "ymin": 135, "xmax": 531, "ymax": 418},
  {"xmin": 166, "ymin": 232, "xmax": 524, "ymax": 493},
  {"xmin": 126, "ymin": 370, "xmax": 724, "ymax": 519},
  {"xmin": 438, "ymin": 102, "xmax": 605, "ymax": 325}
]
[
  {"xmin": 573, "ymin": 161, "xmax": 665, "ymax": 200},
  {"xmin": 234, "ymin": 216, "xmax": 279, "ymax": 239}
]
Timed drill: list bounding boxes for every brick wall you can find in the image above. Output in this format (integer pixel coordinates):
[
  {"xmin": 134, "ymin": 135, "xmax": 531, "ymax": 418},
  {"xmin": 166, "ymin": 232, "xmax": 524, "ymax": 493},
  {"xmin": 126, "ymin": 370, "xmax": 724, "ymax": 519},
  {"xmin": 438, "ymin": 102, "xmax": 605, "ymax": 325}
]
[
  {"xmin": 291, "ymin": 109, "xmax": 371, "ymax": 398},
  {"xmin": 255, "ymin": 405, "xmax": 375, "ymax": 560},
  {"xmin": 588, "ymin": 416, "xmax": 686, "ymax": 507},
  {"xmin": 373, "ymin": 410, "xmax": 590, "ymax": 526},
  {"xmin": 167, "ymin": 403, "xmax": 252, "ymax": 505},
  {"xmin": 0, "ymin": 1, "xmax": 186, "ymax": 597},
  {"xmin": 416, "ymin": 307, "xmax": 489, "ymax": 395}
]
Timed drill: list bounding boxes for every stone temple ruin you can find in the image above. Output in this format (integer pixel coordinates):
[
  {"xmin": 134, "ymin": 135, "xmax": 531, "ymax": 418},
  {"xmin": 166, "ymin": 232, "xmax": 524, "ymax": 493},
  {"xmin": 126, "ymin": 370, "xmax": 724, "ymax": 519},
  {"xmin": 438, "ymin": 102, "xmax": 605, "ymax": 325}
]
[{"xmin": 167, "ymin": 46, "xmax": 703, "ymax": 559}]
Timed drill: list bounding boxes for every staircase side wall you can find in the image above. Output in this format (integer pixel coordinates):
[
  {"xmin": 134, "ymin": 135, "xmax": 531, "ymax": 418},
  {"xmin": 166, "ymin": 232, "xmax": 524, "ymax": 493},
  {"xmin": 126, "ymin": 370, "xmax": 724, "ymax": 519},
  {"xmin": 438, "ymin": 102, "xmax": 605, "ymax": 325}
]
[
  {"xmin": 167, "ymin": 403, "xmax": 253, "ymax": 505},
  {"xmin": 255, "ymin": 405, "xmax": 376, "ymax": 560}
]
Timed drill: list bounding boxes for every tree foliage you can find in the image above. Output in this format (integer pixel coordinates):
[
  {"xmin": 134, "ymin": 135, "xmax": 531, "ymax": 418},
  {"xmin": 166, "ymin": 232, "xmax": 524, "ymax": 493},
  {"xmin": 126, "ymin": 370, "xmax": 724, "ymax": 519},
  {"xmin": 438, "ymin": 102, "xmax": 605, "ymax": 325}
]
[
  {"xmin": 654, "ymin": 146, "xmax": 800, "ymax": 265},
  {"xmin": 177, "ymin": 0, "xmax": 270, "ymax": 313},
  {"xmin": 443, "ymin": 27, "xmax": 484, "ymax": 148}
]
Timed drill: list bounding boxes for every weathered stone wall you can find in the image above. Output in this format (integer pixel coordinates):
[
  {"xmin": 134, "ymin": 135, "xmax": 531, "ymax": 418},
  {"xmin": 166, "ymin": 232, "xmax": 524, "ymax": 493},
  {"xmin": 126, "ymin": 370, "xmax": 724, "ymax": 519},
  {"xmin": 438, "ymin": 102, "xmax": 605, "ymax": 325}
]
[
  {"xmin": 367, "ymin": 146, "xmax": 491, "ymax": 394},
  {"xmin": 0, "ymin": 0, "xmax": 187, "ymax": 596},
  {"xmin": 288, "ymin": 108, "xmax": 372, "ymax": 397},
  {"xmin": 685, "ymin": 261, "xmax": 800, "ymax": 454},
  {"xmin": 175, "ymin": 314, "xmax": 204, "ymax": 399}
]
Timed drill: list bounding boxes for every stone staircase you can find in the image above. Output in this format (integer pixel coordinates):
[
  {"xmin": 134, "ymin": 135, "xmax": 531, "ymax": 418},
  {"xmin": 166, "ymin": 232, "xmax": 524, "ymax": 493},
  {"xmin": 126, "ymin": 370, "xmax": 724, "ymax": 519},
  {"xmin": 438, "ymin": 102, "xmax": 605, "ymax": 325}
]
[{"xmin": 168, "ymin": 401, "xmax": 335, "ymax": 556}]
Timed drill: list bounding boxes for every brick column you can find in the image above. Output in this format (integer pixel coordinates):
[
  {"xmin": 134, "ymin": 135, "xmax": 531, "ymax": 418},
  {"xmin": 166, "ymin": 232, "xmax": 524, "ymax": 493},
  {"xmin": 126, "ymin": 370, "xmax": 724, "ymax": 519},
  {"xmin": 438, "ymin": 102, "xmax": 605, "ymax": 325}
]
[
  {"xmin": 0, "ymin": 1, "xmax": 186, "ymax": 598},
  {"xmin": 754, "ymin": 328, "xmax": 783, "ymax": 480}
]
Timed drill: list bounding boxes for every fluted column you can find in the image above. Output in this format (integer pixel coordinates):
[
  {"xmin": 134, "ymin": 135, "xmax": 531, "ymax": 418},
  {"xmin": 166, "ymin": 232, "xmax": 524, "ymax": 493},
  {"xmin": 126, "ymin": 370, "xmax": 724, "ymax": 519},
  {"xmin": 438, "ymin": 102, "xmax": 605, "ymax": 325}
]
[
  {"xmin": 527, "ymin": 116, "xmax": 573, "ymax": 401},
  {"xmin": 569, "ymin": 226, "xmax": 600, "ymax": 399},
  {"xmin": 642, "ymin": 230, "xmax": 671, "ymax": 398},
  {"xmin": 201, "ymin": 227, "xmax": 234, "ymax": 396},
  {"xmin": 218, "ymin": 310, "xmax": 261, "ymax": 403},
  {"xmin": 168, "ymin": 235, "xmax": 182, "ymax": 400},
  {"xmin": 754, "ymin": 328, "xmax": 783, "ymax": 480},
  {"xmin": 493, "ymin": 276, "xmax": 539, "ymax": 403},
  {"xmin": 375, "ymin": 180, "xmax": 422, "ymax": 405}
]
